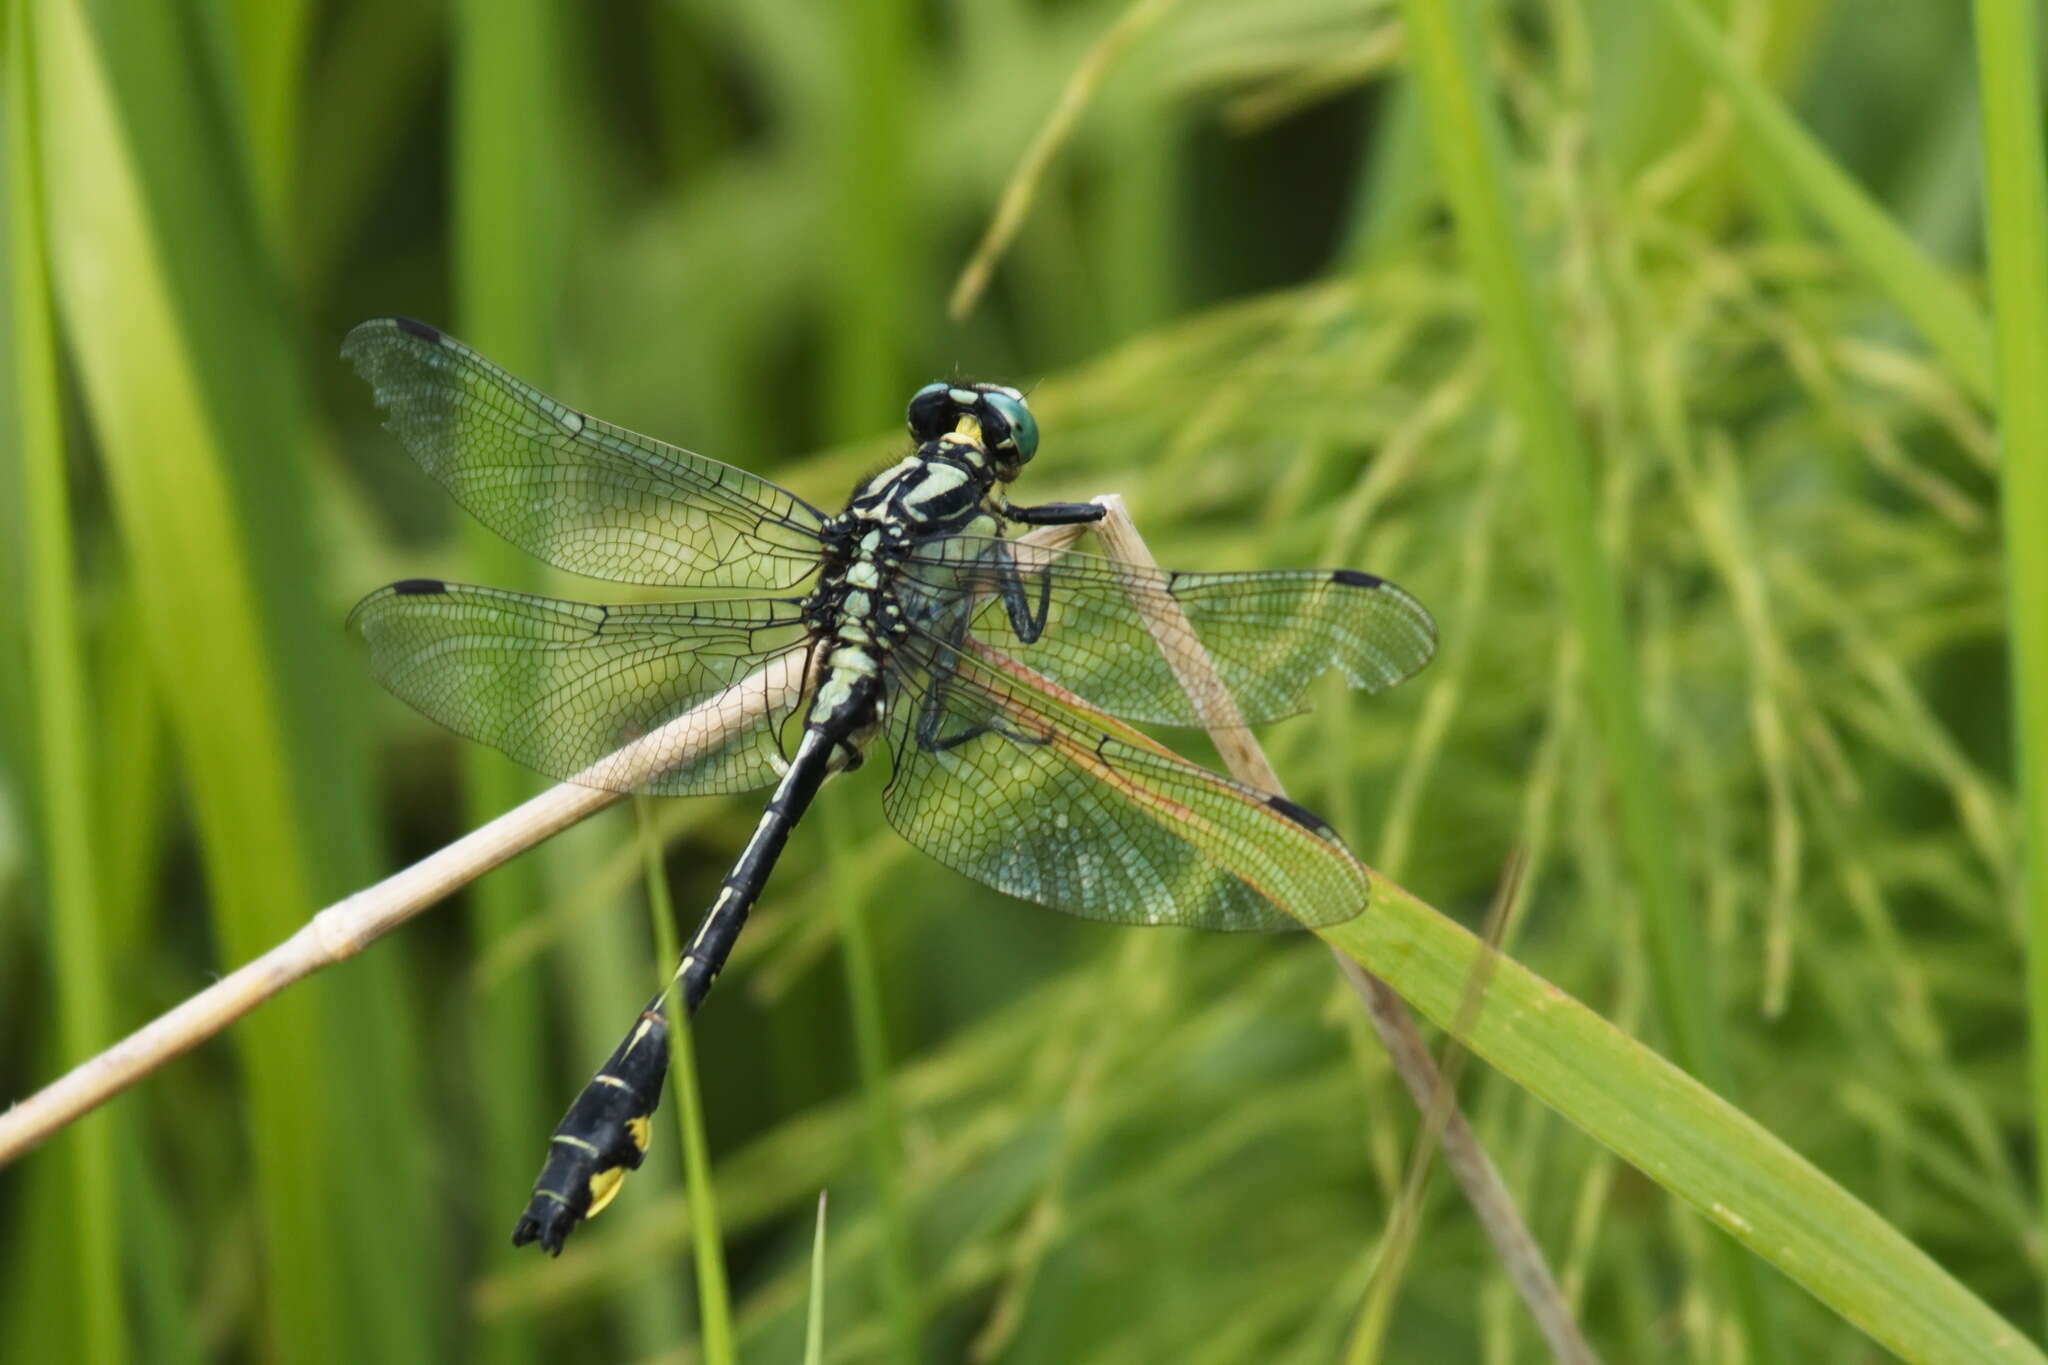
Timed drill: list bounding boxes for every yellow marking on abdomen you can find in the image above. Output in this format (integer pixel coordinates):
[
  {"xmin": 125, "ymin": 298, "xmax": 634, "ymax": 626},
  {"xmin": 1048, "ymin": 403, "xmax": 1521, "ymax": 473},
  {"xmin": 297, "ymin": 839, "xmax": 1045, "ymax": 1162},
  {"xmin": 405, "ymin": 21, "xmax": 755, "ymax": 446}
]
[{"xmin": 586, "ymin": 1167, "xmax": 628, "ymax": 1218}]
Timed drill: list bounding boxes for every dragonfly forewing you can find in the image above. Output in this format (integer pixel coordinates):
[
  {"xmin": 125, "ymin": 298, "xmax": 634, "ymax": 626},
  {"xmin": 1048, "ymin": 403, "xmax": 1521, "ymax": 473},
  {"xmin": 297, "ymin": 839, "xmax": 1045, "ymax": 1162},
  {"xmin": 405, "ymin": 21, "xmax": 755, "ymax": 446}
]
[
  {"xmin": 900, "ymin": 536, "xmax": 1435, "ymax": 728},
  {"xmin": 344, "ymin": 317, "xmax": 828, "ymax": 590}
]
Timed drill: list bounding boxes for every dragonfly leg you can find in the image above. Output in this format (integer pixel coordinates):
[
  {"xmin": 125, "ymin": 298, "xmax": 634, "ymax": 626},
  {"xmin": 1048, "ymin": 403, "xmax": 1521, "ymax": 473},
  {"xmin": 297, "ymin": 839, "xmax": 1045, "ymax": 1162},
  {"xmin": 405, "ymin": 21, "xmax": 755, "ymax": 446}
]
[
  {"xmin": 991, "ymin": 502, "xmax": 1098, "ymax": 639},
  {"xmin": 1004, "ymin": 500, "xmax": 1105, "ymax": 527},
  {"xmin": 913, "ymin": 662, "xmax": 1052, "ymax": 754},
  {"xmin": 993, "ymin": 545, "xmax": 1057, "ymax": 643}
]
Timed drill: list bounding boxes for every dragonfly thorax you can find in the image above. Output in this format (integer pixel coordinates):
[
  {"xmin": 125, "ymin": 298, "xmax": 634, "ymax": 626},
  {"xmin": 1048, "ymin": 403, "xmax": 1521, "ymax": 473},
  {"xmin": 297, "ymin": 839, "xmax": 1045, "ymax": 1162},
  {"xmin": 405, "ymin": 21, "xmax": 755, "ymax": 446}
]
[
  {"xmin": 831, "ymin": 433, "xmax": 1008, "ymax": 538},
  {"xmin": 806, "ymin": 434, "xmax": 1011, "ymax": 731}
]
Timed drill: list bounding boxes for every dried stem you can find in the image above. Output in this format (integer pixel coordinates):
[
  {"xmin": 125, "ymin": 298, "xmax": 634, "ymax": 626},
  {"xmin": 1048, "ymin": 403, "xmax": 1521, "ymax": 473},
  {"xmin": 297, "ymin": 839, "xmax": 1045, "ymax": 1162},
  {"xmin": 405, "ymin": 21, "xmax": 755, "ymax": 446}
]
[
  {"xmin": 0, "ymin": 659, "xmax": 807, "ymax": 1165},
  {"xmin": 0, "ymin": 521, "xmax": 1082, "ymax": 1165}
]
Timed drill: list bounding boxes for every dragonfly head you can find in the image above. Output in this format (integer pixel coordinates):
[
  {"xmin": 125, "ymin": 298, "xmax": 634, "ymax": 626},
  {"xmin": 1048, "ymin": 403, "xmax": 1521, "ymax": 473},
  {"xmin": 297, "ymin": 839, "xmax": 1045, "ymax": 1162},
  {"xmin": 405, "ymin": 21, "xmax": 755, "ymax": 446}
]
[{"xmin": 907, "ymin": 382, "xmax": 1039, "ymax": 480}]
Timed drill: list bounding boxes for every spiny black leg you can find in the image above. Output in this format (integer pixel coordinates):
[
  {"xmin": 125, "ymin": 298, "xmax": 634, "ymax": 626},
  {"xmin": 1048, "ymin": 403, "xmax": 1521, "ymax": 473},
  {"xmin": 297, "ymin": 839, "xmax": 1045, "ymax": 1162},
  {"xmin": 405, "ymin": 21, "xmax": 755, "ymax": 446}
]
[
  {"xmin": 992, "ymin": 543, "xmax": 1057, "ymax": 643},
  {"xmin": 923, "ymin": 718, "xmax": 1049, "ymax": 754},
  {"xmin": 925, "ymin": 720, "xmax": 996, "ymax": 754},
  {"xmin": 913, "ymin": 661, "xmax": 970, "ymax": 752},
  {"xmin": 1005, "ymin": 500, "xmax": 1105, "ymax": 527},
  {"xmin": 914, "ymin": 658, "xmax": 1051, "ymax": 754},
  {"xmin": 995, "ymin": 556, "xmax": 1048, "ymax": 642},
  {"xmin": 912, "ymin": 652, "xmax": 993, "ymax": 753}
]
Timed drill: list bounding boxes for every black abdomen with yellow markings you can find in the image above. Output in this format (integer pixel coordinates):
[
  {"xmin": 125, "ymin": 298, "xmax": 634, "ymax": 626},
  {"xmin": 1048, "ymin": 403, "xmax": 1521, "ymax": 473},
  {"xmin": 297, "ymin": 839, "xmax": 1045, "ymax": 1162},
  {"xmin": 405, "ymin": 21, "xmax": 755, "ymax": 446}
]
[
  {"xmin": 345, "ymin": 319, "xmax": 1437, "ymax": 1254},
  {"xmin": 512, "ymin": 1004, "xmax": 666, "ymax": 1242}
]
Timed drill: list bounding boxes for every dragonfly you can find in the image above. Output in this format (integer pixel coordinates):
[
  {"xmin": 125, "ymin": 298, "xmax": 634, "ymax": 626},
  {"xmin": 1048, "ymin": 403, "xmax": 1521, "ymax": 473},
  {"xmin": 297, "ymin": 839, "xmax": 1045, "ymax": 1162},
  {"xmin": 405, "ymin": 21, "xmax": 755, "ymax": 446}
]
[{"xmin": 343, "ymin": 316, "xmax": 1436, "ymax": 1254}]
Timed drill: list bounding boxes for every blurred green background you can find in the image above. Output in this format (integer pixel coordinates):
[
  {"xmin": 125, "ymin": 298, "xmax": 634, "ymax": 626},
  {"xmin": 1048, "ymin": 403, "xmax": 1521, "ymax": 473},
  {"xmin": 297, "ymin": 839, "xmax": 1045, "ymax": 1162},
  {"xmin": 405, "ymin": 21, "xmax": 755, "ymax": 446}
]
[{"xmin": 2, "ymin": 0, "xmax": 2043, "ymax": 1359}]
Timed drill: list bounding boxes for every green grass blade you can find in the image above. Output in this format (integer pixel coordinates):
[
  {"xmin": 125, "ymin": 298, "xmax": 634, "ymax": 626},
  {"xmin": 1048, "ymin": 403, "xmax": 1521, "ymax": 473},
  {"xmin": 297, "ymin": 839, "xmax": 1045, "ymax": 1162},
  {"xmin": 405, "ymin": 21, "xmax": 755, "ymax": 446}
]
[
  {"xmin": 44, "ymin": 0, "xmax": 440, "ymax": 1353},
  {"xmin": 1968, "ymin": 0, "xmax": 2048, "ymax": 1327},
  {"xmin": 1646, "ymin": 0, "xmax": 1997, "ymax": 401},
  {"xmin": 1344, "ymin": 75, "xmax": 1433, "ymax": 259},
  {"xmin": 452, "ymin": 3, "xmax": 562, "ymax": 1350},
  {"xmin": 805, "ymin": 1191, "xmax": 830, "ymax": 1365},
  {"xmin": 1397, "ymin": 0, "xmax": 1779, "ymax": 1353},
  {"xmin": 5, "ymin": 11, "xmax": 123, "ymax": 1356},
  {"xmin": 639, "ymin": 798, "xmax": 737, "ymax": 1365},
  {"xmin": 297, "ymin": 0, "xmax": 440, "ymax": 288},
  {"xmin": 111, "ymin": 1124, "xmax": 203, "ymax": 1365},
  {"xmin": 32, "ymin": 2, "xmax": 355, "ymax": 1356},
  {"xmin": 1330, "ymin": 879, "xmax": 2040, "ymax": 1365},
  {"xmin": 822, "ymin": 0, "xmax": 912, "ymax": 438},
  {"xmin": 0, "ymin": 1150, "xmax": 78, "ymax": 1363},
  {"xmin": 208, "ymin": 0, "xmax": 312, "ymax": 245},
  {"xmin": 85, "ymin": 586, "xmax": 164, "ymax": 950},
  {"xmin": 822, "ymin": 788, "xmax": 921, "ymax": 1363}
]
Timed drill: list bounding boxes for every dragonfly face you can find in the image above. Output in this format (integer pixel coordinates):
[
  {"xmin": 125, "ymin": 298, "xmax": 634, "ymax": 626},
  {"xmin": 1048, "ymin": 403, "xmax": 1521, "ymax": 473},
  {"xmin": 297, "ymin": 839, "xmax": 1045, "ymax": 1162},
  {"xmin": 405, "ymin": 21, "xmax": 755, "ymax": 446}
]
[
  {"xmin": 907, "ymin": 380, "xmax": 1038, "ymax": 480},
  {"xmin": 341, "ymin": 316, "xmax": 1436, "ymax": 1253}
]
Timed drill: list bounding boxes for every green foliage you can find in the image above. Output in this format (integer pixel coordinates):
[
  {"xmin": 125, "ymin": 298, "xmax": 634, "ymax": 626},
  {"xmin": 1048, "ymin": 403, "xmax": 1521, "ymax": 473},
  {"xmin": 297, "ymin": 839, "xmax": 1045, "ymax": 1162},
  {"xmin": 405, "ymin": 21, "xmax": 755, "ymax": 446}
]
[
  {"xmin": 1, "ymin": 0, "xmax": 2040, "ymax": 1360},
  {"xmin": 1972, "ymin": 0, "xmax": 2048, "ymax": 1281},
  {"xmin": 641, "ymin": 797, "xmax": 737, "ymax": 1365}
]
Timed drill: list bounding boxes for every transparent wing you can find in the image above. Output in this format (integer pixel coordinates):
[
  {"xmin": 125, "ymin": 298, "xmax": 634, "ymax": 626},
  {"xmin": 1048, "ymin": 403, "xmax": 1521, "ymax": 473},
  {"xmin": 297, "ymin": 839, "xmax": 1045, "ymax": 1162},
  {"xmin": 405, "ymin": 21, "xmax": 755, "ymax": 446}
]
[
  {"xmin": 349, "ymin": 580, "xmax": 812, "ymax": 796},
  {"xmin": 880, "ymin": 637, "xmax": 1368, "ymax": 931},
  {"xmin": 898, "ymin": 536, "xmax": 1434, "ymax": 727},
  {"xmin": 345, "ymin": 317, "xmax": 826, "ymax": 589}
]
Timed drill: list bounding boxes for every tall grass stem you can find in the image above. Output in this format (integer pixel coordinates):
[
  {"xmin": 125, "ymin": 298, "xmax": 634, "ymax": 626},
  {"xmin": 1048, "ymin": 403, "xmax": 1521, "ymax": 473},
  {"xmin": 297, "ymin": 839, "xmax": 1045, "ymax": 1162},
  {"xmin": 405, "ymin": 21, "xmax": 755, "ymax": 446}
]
[
  {"xmin": 7, "ymin": 8, "xmax": 126, "ymax": 1359},
  {"xmin": 638, "ymin": 798, "xmax": 737, "ymax": 1365},
  {"xmin": 825, "ymin": 791, "xmax": 923, "ymax": 1362},
  {"xmin": 805, "ymin": 1192, "xmax": 831, "ymax": 1365},
  {"xmin": 1396, "ymin": 0, "xmax": 1780, "ymax": 1353},
  {"xmin": 1647, "ymin": 0, "xmax": 1996, "ymax": 400},
  {"xmin": 1968, "ymin": 0, "xmax": 2048, "ymax": 1328},
  {"xmin": 453, "ymin": 5, "xmax": 562, "ymax": 1350},
  {"xmin": 31, "ymin": 3, "xmax": 374, "ymax": 1354}
]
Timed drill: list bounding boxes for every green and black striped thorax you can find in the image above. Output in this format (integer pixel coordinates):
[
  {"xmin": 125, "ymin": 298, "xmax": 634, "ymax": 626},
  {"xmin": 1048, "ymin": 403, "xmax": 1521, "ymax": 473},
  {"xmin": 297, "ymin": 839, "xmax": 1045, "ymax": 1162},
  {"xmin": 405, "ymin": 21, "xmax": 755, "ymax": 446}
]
[{"xmin": 804, "ymin": 382, "xmax": 1040, "ymax": 724}]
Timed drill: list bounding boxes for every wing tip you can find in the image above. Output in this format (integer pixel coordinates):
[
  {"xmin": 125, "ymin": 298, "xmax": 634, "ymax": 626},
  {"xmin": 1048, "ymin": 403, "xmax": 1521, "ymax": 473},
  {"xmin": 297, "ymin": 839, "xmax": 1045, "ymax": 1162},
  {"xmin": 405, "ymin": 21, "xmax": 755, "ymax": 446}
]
[
  {"xmin": 1257, "ymin": 792, "xmax": 1371, "ymax": 929},
  {"xmin": 1331, "ymin": 567, "xmax": 1440, "ymax": 677},
  {"xmin": 1264, "ymin": 791, "xmax": 1336, "ymax": 838},
  {"xmin": 393, "ymin": 316, "xmax": 443, "ymax": 344},
  {"xmin": 345, "ymin": 578, "xmax": 449, "ymax": 633},
  {"xmin": 341, "ymin": 315, "xmax": 445, "ymax": 362}
]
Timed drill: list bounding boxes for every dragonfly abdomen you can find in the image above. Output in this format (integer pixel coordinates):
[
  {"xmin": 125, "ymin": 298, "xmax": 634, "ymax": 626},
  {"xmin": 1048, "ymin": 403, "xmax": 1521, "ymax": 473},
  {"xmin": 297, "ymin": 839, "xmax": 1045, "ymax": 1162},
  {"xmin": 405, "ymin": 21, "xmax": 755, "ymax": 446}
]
[{"xmin": 511, "ymin": 714, "xmax": 862, "ymax": 1254}]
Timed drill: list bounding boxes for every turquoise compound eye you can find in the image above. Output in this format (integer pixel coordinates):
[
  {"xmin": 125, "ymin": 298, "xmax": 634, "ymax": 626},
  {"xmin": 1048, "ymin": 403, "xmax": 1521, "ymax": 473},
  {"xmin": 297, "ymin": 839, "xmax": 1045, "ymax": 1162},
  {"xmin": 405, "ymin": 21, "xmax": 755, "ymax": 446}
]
[{"xmin": 982, "ymin": 391, "xmax": 1037, "ymax": 463}]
